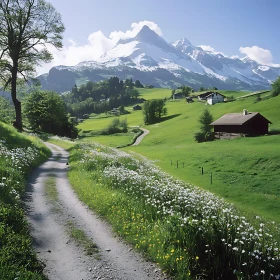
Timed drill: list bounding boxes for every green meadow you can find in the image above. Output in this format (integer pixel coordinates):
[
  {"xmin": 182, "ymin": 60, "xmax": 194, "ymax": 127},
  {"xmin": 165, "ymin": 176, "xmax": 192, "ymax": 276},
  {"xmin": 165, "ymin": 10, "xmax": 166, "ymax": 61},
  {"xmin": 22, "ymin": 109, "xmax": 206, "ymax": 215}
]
[
  {"xmin": 0, "ymin": 122, "xmax": 50, "ymax": 279},
  {"xmin": 78, "ymin": 89, "xmax": 280, "ymax": 223}
]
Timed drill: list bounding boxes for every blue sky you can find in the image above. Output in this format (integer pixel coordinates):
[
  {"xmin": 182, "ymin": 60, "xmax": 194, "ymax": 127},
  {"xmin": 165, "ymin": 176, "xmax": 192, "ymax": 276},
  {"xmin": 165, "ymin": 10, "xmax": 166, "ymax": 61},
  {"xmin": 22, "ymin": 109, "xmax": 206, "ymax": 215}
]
[{"xmin": 40, "ymin": 0, "xmax": 280, "ymax": 74}]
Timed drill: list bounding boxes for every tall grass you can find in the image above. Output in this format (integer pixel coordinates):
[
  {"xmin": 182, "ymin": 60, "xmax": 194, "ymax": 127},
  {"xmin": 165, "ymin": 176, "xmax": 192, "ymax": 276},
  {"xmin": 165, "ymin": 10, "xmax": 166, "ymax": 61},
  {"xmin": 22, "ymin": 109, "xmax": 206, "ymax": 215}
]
[
  {"xmin": 68, "ymin": 142, "xmax": 280, "ymax": 280},
  {"xmin": 0, "ymin": 122, "xmax": 50, "ymax": 279}
]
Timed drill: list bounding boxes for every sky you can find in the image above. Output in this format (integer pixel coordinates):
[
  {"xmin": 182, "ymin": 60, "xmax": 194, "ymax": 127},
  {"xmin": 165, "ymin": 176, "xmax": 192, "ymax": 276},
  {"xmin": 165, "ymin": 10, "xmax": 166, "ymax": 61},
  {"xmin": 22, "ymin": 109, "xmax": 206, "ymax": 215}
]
[{"xmin": 38, "ymin": 0, "xmax": 280, "ymax": 75}]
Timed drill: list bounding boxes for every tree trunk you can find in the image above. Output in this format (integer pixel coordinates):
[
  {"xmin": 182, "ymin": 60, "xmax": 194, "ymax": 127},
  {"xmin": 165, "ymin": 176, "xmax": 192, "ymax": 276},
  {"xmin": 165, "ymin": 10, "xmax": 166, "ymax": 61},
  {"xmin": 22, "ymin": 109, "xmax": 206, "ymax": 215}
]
[{"xmin": 11, "ymin": 66, "xmax": 22, "ymax": 130}]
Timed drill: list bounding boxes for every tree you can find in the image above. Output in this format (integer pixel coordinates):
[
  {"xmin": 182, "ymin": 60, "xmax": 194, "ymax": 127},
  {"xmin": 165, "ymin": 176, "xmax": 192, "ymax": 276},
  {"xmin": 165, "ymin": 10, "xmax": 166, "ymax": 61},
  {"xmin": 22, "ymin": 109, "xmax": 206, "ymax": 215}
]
[
  {"xmin": 143, "ymin": 99, "xmax": 167, "ymax": 124},
  {"xmin": 271, "ymin": 77, "xmax": 280, "ymax": 97},
  {"xmin": 199, "ymin": 87, "xmax": 205, "ymax": 92},
  {"xmin": 194, "ymin": 108, "xmax": 214, "ymax": 142},
  {"xmin": 181, "ymin": 85, "xmax": 192, "ymax": 97},
  {"xmin": 0, "ymin": 0, "xmax": 64, "ymax": 130},
  {"xmin": 135, "ymin": 79, "xmax": 144, "ymax": 88},
  {"xmin": 24, "ymin": 90, "xmax": 78, "ymax": 138}
]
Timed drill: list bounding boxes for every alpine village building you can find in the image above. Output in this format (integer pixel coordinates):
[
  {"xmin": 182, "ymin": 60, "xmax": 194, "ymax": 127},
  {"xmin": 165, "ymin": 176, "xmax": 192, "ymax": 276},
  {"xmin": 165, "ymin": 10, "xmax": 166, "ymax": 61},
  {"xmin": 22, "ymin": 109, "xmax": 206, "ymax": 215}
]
[{"xmin": 211, "ymin": 110, "xmax": 271, "ymax": 136}]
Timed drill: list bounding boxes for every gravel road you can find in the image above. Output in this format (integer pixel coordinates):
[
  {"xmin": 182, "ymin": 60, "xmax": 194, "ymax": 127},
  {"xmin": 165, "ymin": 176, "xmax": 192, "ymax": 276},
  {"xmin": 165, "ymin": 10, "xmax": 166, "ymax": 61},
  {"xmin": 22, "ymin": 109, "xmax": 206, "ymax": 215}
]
[
  {"xmin": 25, "ymin": 142, "xmax": 169, "ymax": 280},
  {"xmin": 132, "ymin": 129, "xmax": 149, "ymax": 146}
]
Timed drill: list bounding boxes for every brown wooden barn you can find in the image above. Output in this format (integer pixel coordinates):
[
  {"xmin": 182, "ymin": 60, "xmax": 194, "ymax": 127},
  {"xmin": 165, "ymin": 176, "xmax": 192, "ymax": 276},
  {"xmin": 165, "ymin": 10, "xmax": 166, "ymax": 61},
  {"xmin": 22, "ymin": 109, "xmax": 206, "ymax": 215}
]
[{"xmin": 211, "ymin": 110, "xmax": 271, "ymax": 136}]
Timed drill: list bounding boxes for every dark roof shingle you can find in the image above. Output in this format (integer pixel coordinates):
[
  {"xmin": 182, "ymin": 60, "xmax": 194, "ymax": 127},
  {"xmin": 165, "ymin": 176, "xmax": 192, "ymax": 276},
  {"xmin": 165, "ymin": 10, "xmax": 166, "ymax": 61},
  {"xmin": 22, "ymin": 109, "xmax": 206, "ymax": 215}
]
[{"xmin": 211, "ymin": 112, "xmax": 271, "ymax": 125}]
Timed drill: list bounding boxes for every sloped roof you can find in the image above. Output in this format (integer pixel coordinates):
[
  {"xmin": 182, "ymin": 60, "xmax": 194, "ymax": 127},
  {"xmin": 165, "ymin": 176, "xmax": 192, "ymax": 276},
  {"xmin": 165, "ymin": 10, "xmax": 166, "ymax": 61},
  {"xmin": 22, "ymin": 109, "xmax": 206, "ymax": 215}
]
[
  {"xmin": 198, "ymin": 91, "xmax": 213, "ymax": 98},
  {"xmin": 206, "ymin": 92, "xmax": 226, "ymax": 98},
  {"xmin": 211, "ymin": 112, "xmax": 272, "ymax": 126}
]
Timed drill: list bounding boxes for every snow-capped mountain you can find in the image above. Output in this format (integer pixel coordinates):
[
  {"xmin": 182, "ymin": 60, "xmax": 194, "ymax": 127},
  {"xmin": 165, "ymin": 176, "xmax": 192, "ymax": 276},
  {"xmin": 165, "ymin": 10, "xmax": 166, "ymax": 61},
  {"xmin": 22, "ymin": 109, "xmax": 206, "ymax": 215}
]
[{"xmin": 38, "ymin": 25, "xmax": 279, "ymax": 93}]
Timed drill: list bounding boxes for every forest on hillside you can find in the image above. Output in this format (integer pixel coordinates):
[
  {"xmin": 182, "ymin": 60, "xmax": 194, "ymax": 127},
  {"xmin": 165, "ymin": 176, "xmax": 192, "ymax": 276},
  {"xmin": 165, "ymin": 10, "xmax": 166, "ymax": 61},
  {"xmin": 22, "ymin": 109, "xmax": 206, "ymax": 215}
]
[{"xmin": 63, "ymin": 77, "xmax": 145, "ymax": 118}]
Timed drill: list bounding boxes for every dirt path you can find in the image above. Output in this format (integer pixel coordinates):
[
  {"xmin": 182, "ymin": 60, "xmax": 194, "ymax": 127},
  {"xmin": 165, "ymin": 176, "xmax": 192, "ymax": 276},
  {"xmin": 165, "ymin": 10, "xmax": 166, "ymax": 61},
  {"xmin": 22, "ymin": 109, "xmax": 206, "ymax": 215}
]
[
  {"xmin": 132, "ymin": 128, "xmax": 150, "ymax": 146},
  {"xmin": 25, "ymin": 143, "xmax": 168, "ymax": 280}
]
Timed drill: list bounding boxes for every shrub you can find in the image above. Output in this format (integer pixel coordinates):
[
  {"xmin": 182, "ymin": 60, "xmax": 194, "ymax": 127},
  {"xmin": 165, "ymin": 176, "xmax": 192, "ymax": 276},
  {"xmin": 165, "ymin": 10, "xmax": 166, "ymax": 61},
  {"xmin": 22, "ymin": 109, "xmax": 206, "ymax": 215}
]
[{"xmin": 103, "ymin": 118, "xmax": 128, "ymax": 135}]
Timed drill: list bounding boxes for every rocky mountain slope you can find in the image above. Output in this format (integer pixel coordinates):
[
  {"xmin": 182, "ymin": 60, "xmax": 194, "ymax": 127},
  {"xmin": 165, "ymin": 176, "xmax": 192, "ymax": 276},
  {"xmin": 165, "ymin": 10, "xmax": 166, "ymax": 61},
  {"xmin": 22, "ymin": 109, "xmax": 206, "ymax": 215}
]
[{"xmin": 38, "ymin": 25, "xmax": 278, "ymax": 92}]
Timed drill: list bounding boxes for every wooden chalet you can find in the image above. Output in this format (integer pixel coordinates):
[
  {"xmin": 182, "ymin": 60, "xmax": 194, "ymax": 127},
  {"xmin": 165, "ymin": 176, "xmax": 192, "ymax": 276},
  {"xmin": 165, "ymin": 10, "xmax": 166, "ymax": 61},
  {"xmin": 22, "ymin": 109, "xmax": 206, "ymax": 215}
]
[
  {"xmin": 211, "ymin": 110, "xmax": 271, "ymax": 136},
  {"xmin": 197, "ymin": 91, "xmax": 213, "ymax": 100},
  {"xmin": 206, "ymin": 92, "xmax": 225, "ymax": 105}
]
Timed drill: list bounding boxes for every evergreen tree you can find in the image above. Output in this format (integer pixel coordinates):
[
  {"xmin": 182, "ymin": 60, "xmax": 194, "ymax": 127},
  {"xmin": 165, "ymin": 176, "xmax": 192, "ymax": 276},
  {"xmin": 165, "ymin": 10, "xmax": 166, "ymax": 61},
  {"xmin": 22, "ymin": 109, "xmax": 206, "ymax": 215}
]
[{"xmin": 194, "ymin": 108, "xmax": 214, "ymax": 142}]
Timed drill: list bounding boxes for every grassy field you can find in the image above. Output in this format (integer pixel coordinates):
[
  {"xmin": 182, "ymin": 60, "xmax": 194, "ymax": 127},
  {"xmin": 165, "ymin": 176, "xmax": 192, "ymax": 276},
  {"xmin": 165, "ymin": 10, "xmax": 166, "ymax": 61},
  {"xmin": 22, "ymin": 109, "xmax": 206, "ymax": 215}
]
[
  {"xmin": 137, "ymin": 87, "xmax": 171, "ymax": 100},
  {"xmin": 78, "ymin": 88, "xmax": 280, "ymax": 223},
  {"xmin": 67, "ymin": 141, "xmax": 280, "ymax": 279}
]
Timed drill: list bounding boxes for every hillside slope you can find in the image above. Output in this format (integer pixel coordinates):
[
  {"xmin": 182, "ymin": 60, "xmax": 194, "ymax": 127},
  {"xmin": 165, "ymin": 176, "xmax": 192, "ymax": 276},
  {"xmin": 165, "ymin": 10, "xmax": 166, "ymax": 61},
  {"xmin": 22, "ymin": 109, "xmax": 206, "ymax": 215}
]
[
  {"xmin": 0, "ymin": 122, "xmax": 50, "ymax": 279},
  {"xmin": 78, "ymin": 91, "xmax": 280, "ymax": 222}
]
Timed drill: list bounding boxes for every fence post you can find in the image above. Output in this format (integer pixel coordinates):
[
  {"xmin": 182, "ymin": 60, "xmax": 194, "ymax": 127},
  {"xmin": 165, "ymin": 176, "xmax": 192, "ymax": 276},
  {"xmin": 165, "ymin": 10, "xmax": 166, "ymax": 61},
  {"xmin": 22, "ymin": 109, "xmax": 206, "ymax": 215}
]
[
  {"xmin": 176, "ymin": 160, "xmax": 179, "ymax": 168},
  {"xmin": 210, "ymin": 172, "xmax": 212, "ymax": 184},
  {"xmin": 170, "ymin": 160, "xmax": 172, "ymax": 166},
  {"xmin": 201, "ymin": 167, "xmax": 204, "ymax": 175}
]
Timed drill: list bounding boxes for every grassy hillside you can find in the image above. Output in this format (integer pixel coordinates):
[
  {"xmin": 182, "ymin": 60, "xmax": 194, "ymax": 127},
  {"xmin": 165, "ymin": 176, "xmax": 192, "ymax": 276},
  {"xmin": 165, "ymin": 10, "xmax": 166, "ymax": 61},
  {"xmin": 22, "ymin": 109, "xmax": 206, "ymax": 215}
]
[
  {"xmin": 78, "ymin": 89, "xmax": 280, "ymax": 223},
  {"xmin": 0, "ymin": 122, "xmax": 50, "ymax": 279}
]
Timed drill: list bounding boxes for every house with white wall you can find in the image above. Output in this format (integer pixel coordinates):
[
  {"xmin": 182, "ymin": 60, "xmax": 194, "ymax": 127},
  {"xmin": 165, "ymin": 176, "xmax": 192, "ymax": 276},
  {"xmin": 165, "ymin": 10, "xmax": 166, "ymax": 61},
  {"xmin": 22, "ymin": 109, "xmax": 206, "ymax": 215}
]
[{"xmin": 206, "ymin": 92, "xmax": 225, "ymax": 105}]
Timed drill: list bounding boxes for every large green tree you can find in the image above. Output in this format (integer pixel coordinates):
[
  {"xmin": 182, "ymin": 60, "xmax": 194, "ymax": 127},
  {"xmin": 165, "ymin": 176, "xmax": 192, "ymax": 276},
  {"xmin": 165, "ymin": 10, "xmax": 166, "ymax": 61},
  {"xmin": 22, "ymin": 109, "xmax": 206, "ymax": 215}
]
[
  {"xmin": 0, "ymin": 0, "xmax": 64, "ymax": 130},
  {"xmin": 143, "ymin": 99, "xmax": 167, "ymax": 124},
  {"xmin": 24, "ymin": 90, "xmax": 78, "ymax": 138}
]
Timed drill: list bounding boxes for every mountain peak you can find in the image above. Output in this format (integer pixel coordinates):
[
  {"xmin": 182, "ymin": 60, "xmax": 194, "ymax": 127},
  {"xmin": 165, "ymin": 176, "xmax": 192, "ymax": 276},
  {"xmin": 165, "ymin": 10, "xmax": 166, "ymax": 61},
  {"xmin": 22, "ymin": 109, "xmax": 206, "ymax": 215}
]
[
  {"xmin": 135, "ymin": 25, "xmax": 161, "ymax": 43},
  {"xmin": 172, "ymin": 37, "xmax": 192, "ymax": 48}
]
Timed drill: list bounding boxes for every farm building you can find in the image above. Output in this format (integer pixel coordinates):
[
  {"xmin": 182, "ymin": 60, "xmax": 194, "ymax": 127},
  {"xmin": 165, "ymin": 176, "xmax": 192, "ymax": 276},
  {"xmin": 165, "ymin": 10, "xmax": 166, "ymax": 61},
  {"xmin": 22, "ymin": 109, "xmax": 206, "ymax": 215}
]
[
  {"xmin": 206, "ymin": 92, "xmax": 225, "ymax": 105},
  {"xmin": 173, "ymin": 92, "xmax": 184, "ymax": 100},
  {"xmin": 197, "ymin": 91, "xmax": 213, "ymax": 100},
  {"xmin": 133, "ymin": 104, "xmax": 142, "ymax": 110},
  {"xmin": 211, "ymin": 110, "xmax": 271, "ymax": 136}
]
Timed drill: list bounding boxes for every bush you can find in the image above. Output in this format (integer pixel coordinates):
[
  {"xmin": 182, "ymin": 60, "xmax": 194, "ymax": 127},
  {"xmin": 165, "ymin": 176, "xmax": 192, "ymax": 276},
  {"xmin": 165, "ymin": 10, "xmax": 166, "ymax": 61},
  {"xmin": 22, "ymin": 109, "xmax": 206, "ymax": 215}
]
[
  {"xmin": 194, "ymin": 131, "xmax": 215, "ymax": 143},
  {"xmin": 102, "ymin": 118, "xmax": 128, "ymax": 135}
]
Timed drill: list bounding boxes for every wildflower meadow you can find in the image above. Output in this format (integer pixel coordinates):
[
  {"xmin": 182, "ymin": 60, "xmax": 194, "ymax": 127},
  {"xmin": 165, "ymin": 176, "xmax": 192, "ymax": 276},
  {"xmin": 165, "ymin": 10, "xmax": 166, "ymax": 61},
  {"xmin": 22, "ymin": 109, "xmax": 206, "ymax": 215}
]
[
  {"xmin": 69, "ymin": 142, "xmax": 280, "ymax": 280},
  {"xmin": 0, "ymin": 124, "xmax": 50, "ymax": 280}
]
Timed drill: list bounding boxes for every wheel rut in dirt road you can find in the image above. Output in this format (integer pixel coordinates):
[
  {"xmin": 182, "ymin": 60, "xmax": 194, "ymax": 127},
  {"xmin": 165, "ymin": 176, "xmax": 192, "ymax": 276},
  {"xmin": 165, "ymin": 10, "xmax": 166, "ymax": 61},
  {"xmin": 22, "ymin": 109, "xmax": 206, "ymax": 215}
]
[{"xmin": 25, "ymin": 142, "xmax": 169, "ymax": 280}]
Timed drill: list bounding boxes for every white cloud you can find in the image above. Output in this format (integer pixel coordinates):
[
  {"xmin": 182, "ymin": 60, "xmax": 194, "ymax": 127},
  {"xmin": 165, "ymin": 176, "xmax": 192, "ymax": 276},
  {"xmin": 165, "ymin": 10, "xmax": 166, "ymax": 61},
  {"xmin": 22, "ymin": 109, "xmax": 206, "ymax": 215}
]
[
  {"xmin": 239, "ymin": 46, "xmax": 277, "ymax": 66},
  {"xmin": 198, "ymin": 45, "xmax": 215, "ymax": 52},
  {"xmin": 37, "ymin": 21, "xmax": 162, "ymax": 75}
]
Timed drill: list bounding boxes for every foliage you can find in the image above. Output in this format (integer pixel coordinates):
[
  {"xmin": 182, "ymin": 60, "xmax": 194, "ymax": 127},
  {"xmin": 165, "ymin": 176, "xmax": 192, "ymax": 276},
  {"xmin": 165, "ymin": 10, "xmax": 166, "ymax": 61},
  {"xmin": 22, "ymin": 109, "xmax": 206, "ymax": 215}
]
[
  {"xmin": 68, "ymin": 142, "xmax": 280, "ymax": 280},
  {"xmin": 194, "ymin": 108, "xmax": 214, "ymax": 142},
  {"xmin": 143, "ymin": 99, "xmax": 167, "ymax": 124},
  {"xmin": 103, "ymin": 118, "xmax": 128, "ymax": 135},
  {"xmin": 0, "ymin": 122, "xmax": 50, "ymax": 279},
  {"xmin": 24, "ymin": 90, "xmax": 78, "ymax": 138},
  {"xmin": 0, "ymin": 97, "xmax": 14, "ymax": 123},
  {"xmin": 0, "ymin": 0, "xmax": 64, "ymax": 129},
  {"xmin": 64, "ymin": 77, "xmax": 141, "ymax": 117},
  {"xmin": 255, "ymin": 93, "xmax": 262, "ymax": 103},
  {"xmin": 271, "ymin": 76, "xmax": 280, "ymax": 97},
  {"xmin": 134, "ymin": 79, "xmax": 144, "ymax": 88},
  {"xmin": 179, "ymin": 85, "xmax": 192, "ymax": 96}
]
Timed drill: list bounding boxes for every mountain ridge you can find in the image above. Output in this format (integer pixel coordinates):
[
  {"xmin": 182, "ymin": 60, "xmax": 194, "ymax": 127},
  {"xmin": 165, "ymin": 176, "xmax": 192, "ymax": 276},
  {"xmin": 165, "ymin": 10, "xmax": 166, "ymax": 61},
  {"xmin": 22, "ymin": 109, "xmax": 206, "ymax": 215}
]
[{"xmin": 38, "ymin": 25, "xmax": 278, "ymax": 93}]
